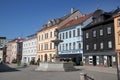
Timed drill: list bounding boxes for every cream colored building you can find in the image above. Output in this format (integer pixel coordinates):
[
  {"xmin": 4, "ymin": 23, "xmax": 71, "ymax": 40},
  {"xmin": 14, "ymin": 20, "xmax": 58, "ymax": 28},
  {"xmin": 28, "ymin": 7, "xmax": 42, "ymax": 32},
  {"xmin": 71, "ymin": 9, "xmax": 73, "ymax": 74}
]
[
  {"xmin": 114, "ymin": 12, "xmax": 120, "ymax": 64},
  {"xmin": 37, "ymin": 9, "xmax": 83, "ymax": 62}
]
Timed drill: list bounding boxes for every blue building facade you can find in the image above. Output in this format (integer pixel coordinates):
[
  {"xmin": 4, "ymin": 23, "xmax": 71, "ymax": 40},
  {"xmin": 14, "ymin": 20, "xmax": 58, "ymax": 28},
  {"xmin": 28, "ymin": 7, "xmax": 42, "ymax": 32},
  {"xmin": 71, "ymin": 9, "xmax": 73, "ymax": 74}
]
[{"xmin": 58, "ymin": 14, "xmax": 93, "ymax": 65}]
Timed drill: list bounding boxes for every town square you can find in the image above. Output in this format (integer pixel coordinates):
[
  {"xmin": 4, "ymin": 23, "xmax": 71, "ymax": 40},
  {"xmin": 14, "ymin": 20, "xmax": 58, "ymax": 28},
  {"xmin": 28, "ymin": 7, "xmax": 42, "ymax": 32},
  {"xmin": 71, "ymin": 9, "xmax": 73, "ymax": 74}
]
[{"xmin": 0, "ymin": 0, "xmax": 120, "ymax": 80}]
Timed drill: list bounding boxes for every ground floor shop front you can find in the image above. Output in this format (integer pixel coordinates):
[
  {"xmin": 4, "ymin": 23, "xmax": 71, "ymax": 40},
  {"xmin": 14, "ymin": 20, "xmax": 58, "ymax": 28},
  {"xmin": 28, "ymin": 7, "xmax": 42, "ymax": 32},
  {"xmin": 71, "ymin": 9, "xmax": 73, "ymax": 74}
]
[
  {"xmin": 59, "ymin": 54, "xmax": 82, "ymax": 65},
  {"xmin": 83, "ymin": 51, "xmax": 116, "ymax": 67}
]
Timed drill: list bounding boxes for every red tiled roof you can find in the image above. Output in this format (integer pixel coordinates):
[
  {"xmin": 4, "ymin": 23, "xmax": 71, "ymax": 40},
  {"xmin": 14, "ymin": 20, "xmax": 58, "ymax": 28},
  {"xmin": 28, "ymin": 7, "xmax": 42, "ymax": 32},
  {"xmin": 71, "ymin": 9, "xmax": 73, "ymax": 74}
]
[
  {"xmin": 59, "ymin": 13, "xmax": 93, "ymax": 30},
  {"xmin": 9, "ymin": 38, "xmax": 24, "ymax": 43}
]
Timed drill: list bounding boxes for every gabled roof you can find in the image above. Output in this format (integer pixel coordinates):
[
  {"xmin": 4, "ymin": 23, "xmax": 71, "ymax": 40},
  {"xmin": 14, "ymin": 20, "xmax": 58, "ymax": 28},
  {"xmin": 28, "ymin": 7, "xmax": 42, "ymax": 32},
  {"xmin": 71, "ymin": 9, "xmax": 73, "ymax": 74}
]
[
  {"xmin": 59, "ymin": 13, "xmax": 93, "ymax": 30},
  {"xmin": 82, "ymin": 8, "xmax": 120, "ymax": 31}
]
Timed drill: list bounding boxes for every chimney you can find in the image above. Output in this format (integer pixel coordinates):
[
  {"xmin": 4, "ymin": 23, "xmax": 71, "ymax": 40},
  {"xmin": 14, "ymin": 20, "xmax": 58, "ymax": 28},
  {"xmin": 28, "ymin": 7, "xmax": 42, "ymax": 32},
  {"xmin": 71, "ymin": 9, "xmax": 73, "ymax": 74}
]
[{"xmin": 71, "ymin": 8, "xmax": 76, "ymax": 14}]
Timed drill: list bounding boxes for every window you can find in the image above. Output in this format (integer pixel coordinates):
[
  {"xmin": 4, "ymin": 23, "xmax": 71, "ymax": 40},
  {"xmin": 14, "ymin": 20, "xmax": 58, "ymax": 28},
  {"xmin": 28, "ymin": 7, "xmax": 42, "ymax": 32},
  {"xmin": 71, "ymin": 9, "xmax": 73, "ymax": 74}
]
[
  {"xmin": 47, "ymin": 33, "xmax": 48, "ymax": 38},
  {"xmin": 39, "ymin": 35, "xmax": 41, "ymax": 41},
  {"xmin": 50, "ymin": 43, "xmax": 52, "ymax": 49},
  {"xmin": 60, "ymin": 34, "xmax": 61, "ymax": 40},
  {"xmin": 77, "ymin": 28, "xmax": 80, "ymax": 36},
  {"xmin": 44, "ymin": 43, "xmax": 48, "ymax": 50},
  {"xmin": 86, "ymin": 33, "xmax": 89, "ymax": 38},
  {"xmin": 108, "ymin": 41, "xmax": 112, "ymax": 48},
  {"xmin": 93, "ymin": 30, "xmax": 96, "ymax": 37},
  {"xmin": 63, "ymin": 33, "xmax": 64, "ymax": 39},
  {"xmin": 73, "ymin": 42, "xmax": 76, "ymax": 50},
  {"xmin": 100, "ymin": 29, "xmax": 103, "ymax": 36},
  {"xmin": 73, "ymin": 30, "xmax": 75, "ymax": 37},
  {"xmin": 50, "ymin": 32, "xmax": 52, "ymax": 38},
  {"xmin": 62, "ymin": 44, "xmax": 64, "ymax": 50},
  {"xmin": 39, "ymin": 44, "xmax": 40, "ymax": 51},
  {"xmin": 94, "ymin": 44, "xmax": 97, "ymax": 50},
  {"xmin": 41, "ymin": 44, "xmax": 43, "ymax": 50},
  {"xmin": 45, "ymin": 33, "xmax": 48, "ymax": 39},
  {"xmin": 107, "ymin": 27, "xmax": 111, "ymax": 34},
  {"xmin": 42, "ymin": 34, "xmax": 43, "ymax": 40},
  {"xmin": 78, "ymin": 43, "xmax": 81, "ymax": 49},
  {"xmin": 118, "ymin": 34, "xmax": 120, "ymax": 44},
  {"xmin": 118, "ymin": 19, "xmax": 120, "ymax": 27},
  {"xmin": 66, "ymin": 43, "xmax": 68, "ymax": 50},
  {"xmin": 69, "ymin": 43, "xmax": 71, "ymax": 50},
  {"xmin": 86, "ymin": 45, "xmax": 89, "ymax": 50},
  {"xmin": 66, "ymin": 32, "xmax": 68, "ymax": 39},
  {"xmin": 59, "ymin": 44, "xmax": 61, "ymax": 51},
  {"xmin": 69, "ymin": 31, "xmax": 71, "ymax": 38},
  {"xmin": 100, "ymin": 42, "xmax": 104, "ymax": 49}
]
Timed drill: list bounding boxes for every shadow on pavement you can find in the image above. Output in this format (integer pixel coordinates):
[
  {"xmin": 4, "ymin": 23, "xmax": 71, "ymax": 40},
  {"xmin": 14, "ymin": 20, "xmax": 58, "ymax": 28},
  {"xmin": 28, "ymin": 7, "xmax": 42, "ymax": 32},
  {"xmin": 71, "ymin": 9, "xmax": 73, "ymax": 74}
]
[{"xmin": 0, "ymin": 63, "xmax": 20, "ymax": 72}]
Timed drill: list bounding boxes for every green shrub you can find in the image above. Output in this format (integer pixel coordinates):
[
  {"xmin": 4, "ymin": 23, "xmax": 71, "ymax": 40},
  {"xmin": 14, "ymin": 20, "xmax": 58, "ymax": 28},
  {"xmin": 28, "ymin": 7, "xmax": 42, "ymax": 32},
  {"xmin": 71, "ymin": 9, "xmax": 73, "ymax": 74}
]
[{"xmin": 12, "ymin": 59, "xmax": 17, "ymax": 63}]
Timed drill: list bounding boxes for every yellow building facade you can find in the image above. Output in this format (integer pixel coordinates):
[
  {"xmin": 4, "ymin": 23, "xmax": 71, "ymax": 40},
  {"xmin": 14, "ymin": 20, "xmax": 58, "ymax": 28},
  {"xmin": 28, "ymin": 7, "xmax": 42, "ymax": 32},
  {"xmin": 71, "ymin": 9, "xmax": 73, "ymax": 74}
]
[
  {"xmin": 114, "ymin": 12, "xmax": 120, "ymax": 64},
  {"xmin": 37, "ymin": 25, "xmax": 57, "ymax": 62},
  {"xmin": 37, "ymin": 9, "xmax": 83, "ymax": 62}
]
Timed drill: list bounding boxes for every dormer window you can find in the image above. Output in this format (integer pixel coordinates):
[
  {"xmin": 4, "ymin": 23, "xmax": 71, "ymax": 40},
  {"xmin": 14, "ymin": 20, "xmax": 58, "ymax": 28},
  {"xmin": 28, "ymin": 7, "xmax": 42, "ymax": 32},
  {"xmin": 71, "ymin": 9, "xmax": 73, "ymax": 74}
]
[{"xmin": 48, "ymin": 21, "xmax": 52, "ymax": 27}]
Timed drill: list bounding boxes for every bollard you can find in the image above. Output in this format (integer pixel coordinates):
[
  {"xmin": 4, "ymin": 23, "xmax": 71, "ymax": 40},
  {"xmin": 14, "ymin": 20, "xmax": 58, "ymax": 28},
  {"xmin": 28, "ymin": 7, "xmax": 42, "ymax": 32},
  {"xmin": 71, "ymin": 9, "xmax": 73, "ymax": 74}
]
[{"xmin": 80, "ymin": 73, "xmax": 87, "ymax": 80}]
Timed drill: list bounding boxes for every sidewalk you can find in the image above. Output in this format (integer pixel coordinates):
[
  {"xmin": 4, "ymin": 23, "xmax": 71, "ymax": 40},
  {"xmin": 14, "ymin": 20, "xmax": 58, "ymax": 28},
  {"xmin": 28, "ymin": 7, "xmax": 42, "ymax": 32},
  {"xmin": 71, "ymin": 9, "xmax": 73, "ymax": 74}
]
[{"xmin": 75, "ymin": 66, "xmax": 117, "ymax": 74}]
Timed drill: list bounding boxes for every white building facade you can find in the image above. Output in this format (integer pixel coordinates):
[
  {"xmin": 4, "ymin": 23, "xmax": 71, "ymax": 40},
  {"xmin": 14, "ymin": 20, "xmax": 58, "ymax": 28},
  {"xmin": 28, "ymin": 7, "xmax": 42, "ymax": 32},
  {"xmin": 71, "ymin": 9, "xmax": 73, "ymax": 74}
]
[{"xmin": 22, "ymin": 34, "xmax": 37, "ymax": 64}]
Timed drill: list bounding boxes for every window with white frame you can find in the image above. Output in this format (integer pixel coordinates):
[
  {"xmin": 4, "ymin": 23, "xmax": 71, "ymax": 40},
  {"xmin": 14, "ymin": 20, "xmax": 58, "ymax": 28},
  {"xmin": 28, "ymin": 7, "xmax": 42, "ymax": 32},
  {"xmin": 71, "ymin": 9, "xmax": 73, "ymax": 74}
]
[
  {"xmin": 107, "ymin": 27, "xmax": 112, "ymax": 34},
  {"xmin": 63, "ymin": 33, "xmax": 64, "ymax": 39},
  {"xmin": 69, "ymin": 31, "xmax": 71, "ymax": 38},
  {"xmin": 78, "ymin": 43, "xmax": 81, "ymax": 49},
  {"xmin": 66, "ymin": 32, "xmax": 68, "ymax": 39},
  {"xmin": 77, "ymin": 28, "xmax": 80, "ymax": 36},
  {"xmin": 100, "ymin": 42, "xmax": 104, "ymax": 49},
  {"xmin": 66, "ymin": 43, "xmax": 68, "ymax": 50},
  {"xmin": 73, "ymin": 42, "xmax": 76, "ymax": 50},
  {"xmin": 73, "ymin": 30, "xmax": 75, "ymax": 37},
  {"xmin": 94, "ymin": 44, "xmax": 97, "ymax": 50},
  {"xmin": 118, "ymin": 19, "xmax": 120, "ymax": 27},
  {"xmin": 50, "ymin": 32, "xmax": 52, "ymax": 38},
  {"xmin": 69, "ymin": 43, "xmax": 71, "ymax": 50},
  {"xmin": 100, "ymin": 29, "xmax": 103, "ymax": 36},
  {"xmin": 62, "ymin": 44, "xmax": 64, "ymax": 50},
  {"xmin": 86, "ymin": 33, "xmax": 89, "ymax": 38},
  {"xmin": 93, "ymin": 30, "xmax": 96, "ymax": 37},
  {"xmin": 50, "ymin": 43, "xmax": 52, "ymax": 49},
  {"xmin": 86, "ymin": 45, "xmax": 89, "ymax": 50},
  {"xmin": 59, "ymin": 44, "xmax": 61, "ymax": 51},
  {"xmin": 60, "ymin": 34, "xmax": 61, "ymax": 40},
  {"xmin": 108, "ymin": 41, "xmax": 112, "ymax": 48}
]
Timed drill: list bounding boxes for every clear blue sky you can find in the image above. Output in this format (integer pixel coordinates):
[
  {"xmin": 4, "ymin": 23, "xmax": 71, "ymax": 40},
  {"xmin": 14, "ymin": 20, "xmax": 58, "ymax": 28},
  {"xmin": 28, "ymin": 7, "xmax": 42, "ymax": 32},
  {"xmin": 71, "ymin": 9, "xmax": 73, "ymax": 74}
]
[{"xmin": 0, "ymin": 0, "xmax": 120, "ymax": 39}]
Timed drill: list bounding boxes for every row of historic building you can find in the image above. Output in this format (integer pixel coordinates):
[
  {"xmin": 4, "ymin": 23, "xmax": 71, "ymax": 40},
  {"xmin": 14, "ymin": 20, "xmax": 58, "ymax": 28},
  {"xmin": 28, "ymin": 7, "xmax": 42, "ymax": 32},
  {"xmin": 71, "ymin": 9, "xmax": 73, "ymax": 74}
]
[{"xmin": 1, "ymin": 8, "xmax": 120, "ymax": 67}]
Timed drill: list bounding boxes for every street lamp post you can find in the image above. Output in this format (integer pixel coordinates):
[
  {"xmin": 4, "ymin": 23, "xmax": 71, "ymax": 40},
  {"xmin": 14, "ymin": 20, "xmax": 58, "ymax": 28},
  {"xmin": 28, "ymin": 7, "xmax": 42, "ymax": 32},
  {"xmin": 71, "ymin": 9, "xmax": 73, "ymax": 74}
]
[{"xmin": 116, "ymin": 53, "xmax": 120, "ymax": 80}]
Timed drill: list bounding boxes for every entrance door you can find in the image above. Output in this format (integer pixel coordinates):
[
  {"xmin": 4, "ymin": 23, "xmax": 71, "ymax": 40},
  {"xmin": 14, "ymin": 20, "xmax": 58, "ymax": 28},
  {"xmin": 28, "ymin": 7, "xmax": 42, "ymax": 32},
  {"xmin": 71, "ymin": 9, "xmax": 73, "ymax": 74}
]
[
  {"xmin": 107, "ymin": 56, "xmax": 112, "ymax": 67},
  {"xmin": 93, "ymin": 56, "xmax": 96, "ymax": 66},
  {"xmin": 44, "ymin": 54, "xmax": 47, "ymax": 62}
]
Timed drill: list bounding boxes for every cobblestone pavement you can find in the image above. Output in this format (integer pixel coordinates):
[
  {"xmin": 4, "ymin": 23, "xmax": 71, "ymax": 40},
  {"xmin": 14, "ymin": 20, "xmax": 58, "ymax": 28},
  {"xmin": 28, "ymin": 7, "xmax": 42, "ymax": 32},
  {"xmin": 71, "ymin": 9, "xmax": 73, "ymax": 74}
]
[{"xmin": 0, "ymin": 64, "xmax": 118, "ymax": 80}]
